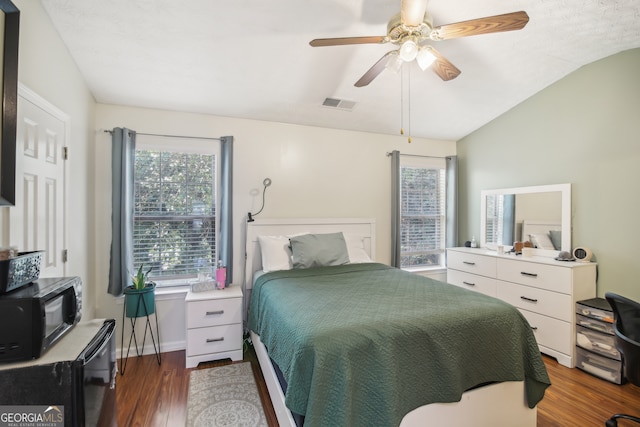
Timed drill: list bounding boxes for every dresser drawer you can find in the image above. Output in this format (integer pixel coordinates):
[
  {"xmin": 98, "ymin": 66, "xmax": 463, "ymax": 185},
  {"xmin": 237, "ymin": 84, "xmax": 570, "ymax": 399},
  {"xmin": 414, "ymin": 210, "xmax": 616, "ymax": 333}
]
[
  {"xmin": 497, "ymin": 258, "xmax": 572, "ymax": 293},
  {"xmin": 186, "ymin": 323, "xmax": 243, "ymax": 357},
  {"xmin": 447, "ymin": 251, "xmax": 496, "ymax": 278},
  {"xmin": 518, "ymin": 309, "xmax": 572, "ymax": 355},
  {"xmin": 447, "ymin": 269, "xmax": 497, "ymax": 297},
  {"xmin": 187, "ymin": 297, "xmax": 242, "ymax": 328},
  {"xmin": 497, "ymin": 281, "xmax": 572, "ymax": 321}
]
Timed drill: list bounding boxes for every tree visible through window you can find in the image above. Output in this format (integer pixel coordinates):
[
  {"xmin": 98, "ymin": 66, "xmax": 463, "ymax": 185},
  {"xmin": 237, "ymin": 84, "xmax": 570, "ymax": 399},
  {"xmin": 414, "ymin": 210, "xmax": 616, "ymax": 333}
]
[
  {"xmin": 133, "ymin": 149, "xmax": 216, "ymax": 283},
  {"xmin": 400, "ymin": 164, "xmax": 446, "ymax": 269}
]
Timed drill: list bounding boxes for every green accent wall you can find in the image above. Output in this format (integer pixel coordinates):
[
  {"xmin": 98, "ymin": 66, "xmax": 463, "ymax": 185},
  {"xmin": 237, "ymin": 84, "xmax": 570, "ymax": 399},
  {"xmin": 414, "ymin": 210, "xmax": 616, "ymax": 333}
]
[{"xmin": 457, "ymin": 48, "xmax": 640, "ymax": 301}]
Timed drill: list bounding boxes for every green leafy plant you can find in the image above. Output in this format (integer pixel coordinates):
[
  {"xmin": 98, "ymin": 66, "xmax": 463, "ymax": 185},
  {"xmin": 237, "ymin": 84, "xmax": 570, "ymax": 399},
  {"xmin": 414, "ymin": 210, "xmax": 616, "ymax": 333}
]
[{"xmin": 131, "ymin": 264, "xmax": 153, "ymax": 290}]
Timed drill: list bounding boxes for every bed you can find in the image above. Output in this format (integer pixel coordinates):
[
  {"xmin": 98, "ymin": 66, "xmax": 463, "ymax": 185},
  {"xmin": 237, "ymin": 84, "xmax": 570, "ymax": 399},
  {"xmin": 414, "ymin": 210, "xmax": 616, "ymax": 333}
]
[{"xmin": 244, "ymin": 218, "xmax": 550, "ymax": 427}]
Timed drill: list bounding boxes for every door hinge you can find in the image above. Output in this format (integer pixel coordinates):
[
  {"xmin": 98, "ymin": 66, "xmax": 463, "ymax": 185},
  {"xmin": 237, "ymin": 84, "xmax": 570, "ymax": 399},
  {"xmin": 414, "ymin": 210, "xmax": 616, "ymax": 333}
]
[
  {"xmin": 63, "ymin": 146, "xmax": 69, "ymax": 160},
  {"xmin": 62, "ymin": 249, "xmax": 68, "ymax": 263}
]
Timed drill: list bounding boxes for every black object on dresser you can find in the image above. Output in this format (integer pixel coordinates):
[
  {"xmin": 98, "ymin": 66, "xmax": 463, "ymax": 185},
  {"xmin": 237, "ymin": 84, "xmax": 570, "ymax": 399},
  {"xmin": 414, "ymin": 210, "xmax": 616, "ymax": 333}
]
[{"xmin": 575, "ymin": 298, "xmax": 624, "ymax": 384}]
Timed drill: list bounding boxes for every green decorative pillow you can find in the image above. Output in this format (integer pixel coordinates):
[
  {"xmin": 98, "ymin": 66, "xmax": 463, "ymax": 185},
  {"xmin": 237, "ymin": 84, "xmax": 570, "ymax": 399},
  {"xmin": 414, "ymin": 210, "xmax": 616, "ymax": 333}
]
[
  {"xmin": 549, "ymin": 230, "xmax": 562, "ymax": 250},
  {"xmin": 289, "ymin": 232, "xmax": 350, "ymax": 269}
]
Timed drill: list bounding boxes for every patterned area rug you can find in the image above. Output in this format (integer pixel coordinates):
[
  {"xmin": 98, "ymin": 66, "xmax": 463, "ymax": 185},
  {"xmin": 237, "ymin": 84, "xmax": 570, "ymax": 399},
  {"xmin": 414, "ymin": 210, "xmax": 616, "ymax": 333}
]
[{"xmin": 186, "ymin": 362, "xmax": 268, "ymax": 427}]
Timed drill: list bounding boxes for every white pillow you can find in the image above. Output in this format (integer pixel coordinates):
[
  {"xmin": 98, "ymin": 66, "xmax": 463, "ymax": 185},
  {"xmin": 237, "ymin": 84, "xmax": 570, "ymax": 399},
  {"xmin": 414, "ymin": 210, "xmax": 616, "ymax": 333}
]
[
  {"xmin": 529, "ymin": 233, "xmax": 555, "ymax": 250},
  {"xmin": 344, "ymin": 234, "xmax": 373, "ymax": 263},
  {"xmin": 257, "ymin": 235, "xmax": 293, "ymax": 272}
]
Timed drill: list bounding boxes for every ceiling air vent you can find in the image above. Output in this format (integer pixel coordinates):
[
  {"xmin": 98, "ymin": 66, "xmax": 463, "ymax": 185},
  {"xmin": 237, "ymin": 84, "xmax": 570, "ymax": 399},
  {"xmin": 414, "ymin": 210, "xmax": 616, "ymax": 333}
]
[{"xmin": 322, "ymin": 98, "xmax": 356, "ymax": 111}]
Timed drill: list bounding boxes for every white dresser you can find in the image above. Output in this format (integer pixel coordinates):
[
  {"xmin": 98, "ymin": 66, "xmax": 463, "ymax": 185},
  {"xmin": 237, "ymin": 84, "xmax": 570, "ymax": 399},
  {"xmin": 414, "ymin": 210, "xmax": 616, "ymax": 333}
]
[
  {"xmin": 447, "ymin": 247, "xmax": 596, "ymax": 368},
  {"xmin": 185, "ymin": 286, "xmax": 243, "ymax": 368}
]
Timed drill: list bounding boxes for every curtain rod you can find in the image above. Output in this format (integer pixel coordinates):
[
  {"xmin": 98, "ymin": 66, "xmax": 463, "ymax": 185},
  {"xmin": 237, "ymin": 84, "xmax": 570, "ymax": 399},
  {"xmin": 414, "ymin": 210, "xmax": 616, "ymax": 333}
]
[
  {"xmin": 103, "ymin": 129, "xmax": 221, "ymax": 141},
  {"xmin": 385, "ymin": 152, "xmax": 451, "ymax": 159}
]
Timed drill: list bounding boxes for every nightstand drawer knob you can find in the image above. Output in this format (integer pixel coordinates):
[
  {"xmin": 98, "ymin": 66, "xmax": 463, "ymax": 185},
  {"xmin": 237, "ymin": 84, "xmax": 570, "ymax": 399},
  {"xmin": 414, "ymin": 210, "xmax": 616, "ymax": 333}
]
[
  {"xmin": 206, "ymin": 337, "xmax": 225, "ymax": 343},
  {"xmin": 206, "ymin": 310, "xmax": 224, "ymax": 316}
]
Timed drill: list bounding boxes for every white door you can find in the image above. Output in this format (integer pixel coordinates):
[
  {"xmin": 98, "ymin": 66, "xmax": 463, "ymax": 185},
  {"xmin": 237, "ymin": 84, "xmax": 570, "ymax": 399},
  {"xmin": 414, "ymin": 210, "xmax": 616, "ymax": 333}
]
[{"xmin": 10, "ymin": 85, "xmax": 68, "ymax": 278}]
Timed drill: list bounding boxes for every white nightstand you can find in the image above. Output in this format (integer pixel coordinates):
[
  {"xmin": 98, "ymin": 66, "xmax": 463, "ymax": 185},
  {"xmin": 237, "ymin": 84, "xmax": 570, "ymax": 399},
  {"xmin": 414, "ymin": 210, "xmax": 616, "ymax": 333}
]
[{"xmin": 185, "ymin": 286, "xmax": 243, "ymax": 368}]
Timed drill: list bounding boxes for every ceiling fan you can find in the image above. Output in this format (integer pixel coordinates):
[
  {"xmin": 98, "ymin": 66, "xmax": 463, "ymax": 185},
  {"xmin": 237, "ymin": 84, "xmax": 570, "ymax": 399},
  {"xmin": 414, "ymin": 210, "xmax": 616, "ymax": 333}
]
[{"xmin": 309, "ymin": 0, "xmax": 529, "ymax": 87}]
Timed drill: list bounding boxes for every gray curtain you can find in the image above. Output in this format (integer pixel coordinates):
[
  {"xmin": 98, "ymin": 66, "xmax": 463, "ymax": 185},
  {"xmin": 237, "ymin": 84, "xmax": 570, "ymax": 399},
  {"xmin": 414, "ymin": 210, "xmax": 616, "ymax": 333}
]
[
  {"xmin": 445, "ymin": 156, "xmax": 458, "ymax": 249},
  {"xmin": 108, "ymin": 128, "xmax": 136, "ymax": 296},
  {"xmin": 219, "ymin": 136, "xmax": 233, "ymax": 285},
  {"xmin": 390, "ymin": 150, "xmax": 401, "ymax": 268}
]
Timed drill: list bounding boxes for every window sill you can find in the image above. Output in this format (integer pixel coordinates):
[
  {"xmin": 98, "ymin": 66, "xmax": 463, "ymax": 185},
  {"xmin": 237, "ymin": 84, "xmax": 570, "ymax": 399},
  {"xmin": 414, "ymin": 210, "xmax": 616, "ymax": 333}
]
[{"xmin": 402, "ymin": 266, "xmax": 447, "ymax": 275}]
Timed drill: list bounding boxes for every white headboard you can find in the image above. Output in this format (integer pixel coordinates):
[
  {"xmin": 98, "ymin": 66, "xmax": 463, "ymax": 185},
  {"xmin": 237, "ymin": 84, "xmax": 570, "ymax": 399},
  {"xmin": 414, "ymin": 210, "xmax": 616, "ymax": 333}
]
[
  {"xmin": 243, "ymin": 218, "xmax": 376, "ymax": 291},
  {"xmin": 522, "ymin": 220, "xmax": 561, "ymax": 240},
  {"xmin": 521, "ymin": 219, "xmax": 562, "ymax": 255}
]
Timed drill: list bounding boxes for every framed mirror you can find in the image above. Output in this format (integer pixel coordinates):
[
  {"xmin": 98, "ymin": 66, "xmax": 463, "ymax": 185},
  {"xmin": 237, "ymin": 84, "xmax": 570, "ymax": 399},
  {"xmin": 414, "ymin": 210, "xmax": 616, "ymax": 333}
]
[
  {"xmin": 0, "ymin": 0, "xmax": 19, "ymax": 206},
  {"xmin": 480, "ymin": 183, "xmax": 571, "ymax": 257}
]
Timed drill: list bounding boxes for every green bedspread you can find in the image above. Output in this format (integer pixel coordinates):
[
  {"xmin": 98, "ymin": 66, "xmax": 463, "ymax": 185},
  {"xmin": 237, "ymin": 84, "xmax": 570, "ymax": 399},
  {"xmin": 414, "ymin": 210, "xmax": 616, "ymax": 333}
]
[{"xmin": 248, "ymin": 263, "xmax": 550, "ymax": 427}]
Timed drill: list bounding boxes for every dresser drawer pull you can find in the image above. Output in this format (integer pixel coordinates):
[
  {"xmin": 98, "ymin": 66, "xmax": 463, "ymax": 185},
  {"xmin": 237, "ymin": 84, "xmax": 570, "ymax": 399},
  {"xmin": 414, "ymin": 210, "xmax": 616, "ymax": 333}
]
[
  {"xmin": 462, "ymin": 281, "xmax": 475, "ymax": 286},
  {"xmin": 206, "ymin": 337, "xmax": 225, "ymax": 343},
  {"xmin": 520, "ymin": 296, "xmax": 538, "ymax": 303},
  {"xmin": 520, "ymin": 271, "xmax": 538, "ymax": 278},
  {"xmin": 206, "ymin": 310, "xmax": 224, "ymax": 316},
  {"xmin": 531, "ymin": 326, "xmax": 538, "ymax": 331},
  {"xmin": 463, "ymin": 261, "xmax": 476, "ymax": 266}
]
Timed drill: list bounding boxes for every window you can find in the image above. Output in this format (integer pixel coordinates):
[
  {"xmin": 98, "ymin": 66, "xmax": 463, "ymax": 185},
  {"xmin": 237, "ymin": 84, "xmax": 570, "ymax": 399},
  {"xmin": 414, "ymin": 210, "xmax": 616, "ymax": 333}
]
[
  {"xmin": 399, "ymin": 157, "xmax": 446, "ymax": 269},
  {"xmin": 133, "ymin": 137, "xmax": 217, "ymax": 285},
  {"xmin": 485, "ymin": 193, "xmax": 503, "ymax": 245}
]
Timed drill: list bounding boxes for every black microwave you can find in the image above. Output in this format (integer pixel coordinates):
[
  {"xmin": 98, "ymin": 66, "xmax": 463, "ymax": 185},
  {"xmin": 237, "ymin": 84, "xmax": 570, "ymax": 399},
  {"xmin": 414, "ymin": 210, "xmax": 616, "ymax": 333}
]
[{"xmin": 0, "ymin": 277, "xmax": 82, "ymax": 363}]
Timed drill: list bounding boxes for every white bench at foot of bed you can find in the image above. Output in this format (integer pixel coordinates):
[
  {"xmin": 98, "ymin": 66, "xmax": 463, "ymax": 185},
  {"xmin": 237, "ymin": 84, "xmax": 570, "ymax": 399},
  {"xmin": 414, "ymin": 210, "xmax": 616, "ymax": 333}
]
[{"xmin": 250, "ymin": 331, "xmax": 537, "ymax": 427}]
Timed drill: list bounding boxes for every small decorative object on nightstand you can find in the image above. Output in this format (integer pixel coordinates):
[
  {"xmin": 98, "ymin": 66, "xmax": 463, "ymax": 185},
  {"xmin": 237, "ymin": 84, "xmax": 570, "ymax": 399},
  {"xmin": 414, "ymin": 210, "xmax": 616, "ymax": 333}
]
[{"xmin": 185, "ymin": 286, "xmax": 243, "ymax": 368}]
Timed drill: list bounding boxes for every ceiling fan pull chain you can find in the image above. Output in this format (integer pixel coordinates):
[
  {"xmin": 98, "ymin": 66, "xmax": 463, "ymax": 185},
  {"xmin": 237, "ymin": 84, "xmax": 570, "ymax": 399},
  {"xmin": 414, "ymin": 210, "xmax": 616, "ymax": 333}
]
[
  {"xmin": 407, "ymin": 67, "xmax": 412, "ymax": 143},
  {"xmin": 400, "ymin": 66, "xmax": 405, "ymax": 137}
]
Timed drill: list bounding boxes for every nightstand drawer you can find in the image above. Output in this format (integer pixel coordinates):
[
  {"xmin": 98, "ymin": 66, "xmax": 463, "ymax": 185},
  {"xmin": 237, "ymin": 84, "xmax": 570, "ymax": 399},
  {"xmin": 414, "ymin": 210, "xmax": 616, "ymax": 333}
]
[
  {"xmin": 497, "ymin": 281, "xmax": 571, "ymax": 321},
  {"xmin": 187, "ymin": 298, "xmax": 242, "ymax": 328},
  {"xmin": 186, "ymin": 324, "xmax": 242, "ymax": 357},
  {"xmin": 447, "ymin": 251, "xmax": 496, "ymax": 277}
]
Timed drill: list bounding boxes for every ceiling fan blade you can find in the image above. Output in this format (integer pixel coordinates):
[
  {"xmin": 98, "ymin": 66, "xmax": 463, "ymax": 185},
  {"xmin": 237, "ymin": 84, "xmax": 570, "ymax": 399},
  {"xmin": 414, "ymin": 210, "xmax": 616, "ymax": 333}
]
[
  {"xmin": 401, "ymin": 0, "xmax": 428, "ymax": 26},
  {"xmin": 428, "ymin": 47, "xmax": 461, "ymax": 81},
  {"xmin": 432, "ymin": 11, "xmax": 529, "ymax": 40},
  {"xmin": 309, "ymin": 36, "xmax": 386, "ymax": 47},
  {"xmin": 354, "ymin": 51, "xmax": 397, "ymax": 87}
]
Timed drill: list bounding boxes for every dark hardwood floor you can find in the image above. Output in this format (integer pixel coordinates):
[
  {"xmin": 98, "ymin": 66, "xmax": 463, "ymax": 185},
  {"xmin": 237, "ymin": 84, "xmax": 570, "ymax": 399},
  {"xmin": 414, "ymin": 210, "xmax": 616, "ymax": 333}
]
[{"xmin": 116, "ymin": 348, "xmax": 640, "ymax": 427}]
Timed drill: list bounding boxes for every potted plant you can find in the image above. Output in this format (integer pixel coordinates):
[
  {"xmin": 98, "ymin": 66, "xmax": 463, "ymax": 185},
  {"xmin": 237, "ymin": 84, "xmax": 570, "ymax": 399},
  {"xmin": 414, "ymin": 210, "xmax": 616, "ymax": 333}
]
[{"xmin": 124, "ymin": 264, "xmax": 156, "ymax": 318}]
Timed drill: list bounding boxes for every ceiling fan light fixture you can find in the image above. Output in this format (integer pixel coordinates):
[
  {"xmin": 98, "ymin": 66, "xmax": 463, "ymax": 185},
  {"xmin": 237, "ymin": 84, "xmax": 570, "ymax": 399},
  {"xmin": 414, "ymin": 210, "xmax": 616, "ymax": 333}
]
[
  {"xmin": 399, "ymin": 39, "xmax": 418, "ymax": 62},
  {"xmin": 416, "ymin": 47, "xmax": 436, "ymax": 70}
]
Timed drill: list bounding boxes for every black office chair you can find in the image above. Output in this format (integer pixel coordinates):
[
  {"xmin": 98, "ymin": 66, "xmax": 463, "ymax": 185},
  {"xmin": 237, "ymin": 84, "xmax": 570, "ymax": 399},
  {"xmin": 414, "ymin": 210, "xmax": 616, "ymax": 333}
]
[{"xmin": 605, "ymin": 292, "xmax": 640, "ymax": 427}]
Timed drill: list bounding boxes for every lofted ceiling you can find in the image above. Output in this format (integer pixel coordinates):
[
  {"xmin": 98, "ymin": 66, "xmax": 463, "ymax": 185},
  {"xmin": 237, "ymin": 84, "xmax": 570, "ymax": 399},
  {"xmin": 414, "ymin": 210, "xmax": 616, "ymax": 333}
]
[{"xmin": 40, "ymin": 0, "xmax": 640, "ymax": 141}]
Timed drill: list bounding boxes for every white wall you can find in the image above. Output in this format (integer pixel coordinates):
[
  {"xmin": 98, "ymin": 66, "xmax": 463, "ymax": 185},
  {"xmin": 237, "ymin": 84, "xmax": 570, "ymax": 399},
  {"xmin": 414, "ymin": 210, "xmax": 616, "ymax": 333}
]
[
  {"xmin": 457, "ymin": 48, "xmax": 640, "ymax": 301},
  {"xmin": 0, "ymin": 1, "xmax": 97, "ymax": 316},
  {"xmin": 94, "ymin": 104, "xmax": 456, "ymax": 353}
]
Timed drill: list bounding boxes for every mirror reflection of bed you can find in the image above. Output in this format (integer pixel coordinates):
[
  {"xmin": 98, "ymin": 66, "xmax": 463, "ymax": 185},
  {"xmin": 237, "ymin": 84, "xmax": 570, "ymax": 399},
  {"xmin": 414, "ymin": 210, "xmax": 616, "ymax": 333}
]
[{"xmin": 244, "ymin": 218, "xmax": 550, "ymax": 427}]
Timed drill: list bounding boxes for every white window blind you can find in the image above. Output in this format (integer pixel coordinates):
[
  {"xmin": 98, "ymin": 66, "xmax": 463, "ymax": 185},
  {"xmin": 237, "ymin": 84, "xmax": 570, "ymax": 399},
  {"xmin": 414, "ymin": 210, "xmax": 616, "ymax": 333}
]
[
  {"xmin": 485, "ymin": 194, "xmax": 504, "ymax": 246},
  {"xmin": 400, "ymin": 157, "xmax": 446, "ymax": 269},
  {"xmin": 133, "ymin": 141, "xmax": 217, "ymax": 284}
]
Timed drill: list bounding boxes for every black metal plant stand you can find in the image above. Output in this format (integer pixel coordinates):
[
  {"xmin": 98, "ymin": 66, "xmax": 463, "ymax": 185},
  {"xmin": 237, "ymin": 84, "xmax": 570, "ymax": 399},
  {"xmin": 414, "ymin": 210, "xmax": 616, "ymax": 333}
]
[{"xmin": 119, "ymin": 292, "xmax": 161, "ymax": 375}]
